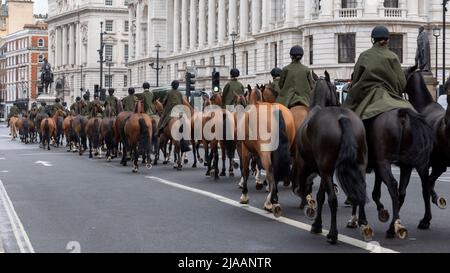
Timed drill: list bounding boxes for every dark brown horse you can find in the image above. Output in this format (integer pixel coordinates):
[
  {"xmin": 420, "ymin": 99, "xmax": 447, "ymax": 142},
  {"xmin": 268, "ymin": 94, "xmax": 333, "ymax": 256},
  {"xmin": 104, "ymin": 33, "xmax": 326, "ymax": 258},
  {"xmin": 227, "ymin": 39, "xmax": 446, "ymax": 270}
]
[
  {"xmin": 293, "ymin": 74, "xmax": 372, "ymax": 244},
  {"xmin": 40, "ymin": 116, "xmax": 56, "ymax": 150},
  {"xmin": 71, "ymin": 114, "xmax": 88, "ymax": 155},
  {"xmin": 85, "ymin": 104, "xmax": 103, "ymax": 158},
  {"xmin": 123, "ymin": 100, "xmax": 153, "ymax": 172},
  {"xmin": 63, "ymin": 113, "xmax": 76, "ymax": 152},
  {"xmin": 100, "ymin": 105, "xmax": 117, "ymax": 162}
]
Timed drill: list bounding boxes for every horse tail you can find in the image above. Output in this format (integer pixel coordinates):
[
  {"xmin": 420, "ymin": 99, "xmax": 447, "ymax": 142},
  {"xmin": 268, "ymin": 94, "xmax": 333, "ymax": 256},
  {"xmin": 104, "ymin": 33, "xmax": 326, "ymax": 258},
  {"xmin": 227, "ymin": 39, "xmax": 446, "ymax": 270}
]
[
  {"xmin": 106, "ymin": 119, "xmax": 115, "ymax": 150},
  {"xmin": 271, "ymin": 109, "xmax": 291, "ymax": 183},
  {"xmin": 120, "ymin": 116, "xmax": 130, "ymax": 150},
  {"xmin": 335, "ymin": 117, "xmax": 366, "ymax": 205},
  {"xmin": 43, "ymin": 119, "xmax": 50, "ymax": 144},
  {"xmin": 138, "ymin": 118, "xmax": 150, "ymax": 155},
  {"xmin": 93, "ymin": 118, "xmax": 100, "ymax": 148},
  {"xmin": 398, "ymin": 109, "xmax": 434, "ymax": 168}
]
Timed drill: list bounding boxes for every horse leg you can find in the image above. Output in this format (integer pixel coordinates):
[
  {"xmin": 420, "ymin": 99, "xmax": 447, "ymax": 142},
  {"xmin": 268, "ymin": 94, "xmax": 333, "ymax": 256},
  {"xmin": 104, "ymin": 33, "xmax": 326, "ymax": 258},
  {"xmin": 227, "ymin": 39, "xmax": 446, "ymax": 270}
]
[
  {"xmin": 376, "ymin": 163, "xmax": 407, "ymax": 239},
  {"xmin": 325, "ymin": 175, "xmax": 338, "ymax": 244},
  {"xmin": 192, "ymin": 141, "xmax": 197, "ymax": 168},
  {"xmin": 429, "ymin": 164, "xmax": 447, "ymax": 209},
  {"xmin": 205, "ymin": 143, "xmax": 212, "ymax": 177},
  {"xmin": 418, "ymin": 167, "xmax": 433, "ymax": 229},
  {"xmin": 372, "ymin": 173, "xmax": 389, "ymax": 223},
  {"xmin": 213, "ymin": 146, "xmax": 219, "ymax": 180},
  {"xmin": 398, "ymin": 165, "xmax": 413, "ymax": 210},
  {"xmin": 203, "ymin": 142, "xmax": 209, "ymax": 167},
  {"xmin": 88, "ymin": 138, "xmax": 93, "ymax": 158},
  {"xmin": 311, "ymin": 180, "xmax": 326, "ymax": 235},
  {"xmin": 132, "ymin": 146, "xmax": 139, "ymax": 173},
  {"xmin": 239, "ymin": 147, "xmax": 250, "ymax": 204},
  {"xmin": 357, "ymin": 203, "xmax": 373, "ymax": 242},
  {"xmin": 220, "ymin": 144, "xmax": 226, "ymax": 177}
]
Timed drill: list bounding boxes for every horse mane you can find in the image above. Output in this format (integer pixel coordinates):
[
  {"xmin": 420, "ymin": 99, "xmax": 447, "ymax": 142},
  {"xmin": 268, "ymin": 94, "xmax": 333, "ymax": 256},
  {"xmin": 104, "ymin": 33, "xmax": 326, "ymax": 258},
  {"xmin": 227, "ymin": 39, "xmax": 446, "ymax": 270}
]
[
  {"xmin": 105, "ymin": 104, "xmax": 112, "ymax": 118},
  {"xmin": 311, "ymin": 78, "xmax": 339, "ymax": 107},
  {"xmin": 117, "ymin": 100, "xmax": 124, "ymax": 113},
  {"xmin": 134, "ymin": 100, "xmax": 144, "ymax": 113},
  {"xmin": 248, "ymin": 87, "xmax": 262, "ymax": 105}
]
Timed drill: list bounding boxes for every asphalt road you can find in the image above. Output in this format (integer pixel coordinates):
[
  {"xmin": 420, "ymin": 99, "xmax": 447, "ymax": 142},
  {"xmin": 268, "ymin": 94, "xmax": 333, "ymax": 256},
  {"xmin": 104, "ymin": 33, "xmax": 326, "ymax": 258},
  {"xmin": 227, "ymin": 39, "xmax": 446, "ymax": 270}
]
[{"xmin": 1, "ymin": 123, "xmax": 450, "ymax": 253}]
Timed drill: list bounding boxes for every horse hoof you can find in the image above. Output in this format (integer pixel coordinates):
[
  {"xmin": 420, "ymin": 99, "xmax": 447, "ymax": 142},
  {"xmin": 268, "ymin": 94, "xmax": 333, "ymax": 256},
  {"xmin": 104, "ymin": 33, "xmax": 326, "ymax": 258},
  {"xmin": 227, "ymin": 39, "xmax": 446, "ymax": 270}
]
[
  {"xmin": 209, "ymin": 169, "xmax": 215, "ymax": 177},
  {"xmin": 327, "ymin": 234, "xmax": 338, "ymax": 245},
  {"xmin": 132, "ymin": 168, "xmax": 138, "ymax": 173},
  {"xmin": 346, "ymin": 218, "xmax": 358, "ymax": 229},
  {"xmin": 361, "ymin": 225, "xmax": 374, "ymax": 242},
  {"xmin": 183, "ymin": 159, "xmax": 188, "ymax": 164},
  {"xmin": 437, "ymin": 197, "xmax": 447, "ymax": 209},
  {"xmin": 255, "ymin": 182, "xmax": 263, "ymax": 191},
  {"xmin": 272, "ymin": 204, "xmax": 282, "ymax": 218},
  {"xmin": 333, "ymin": 185, "xmax": 340, "ymax": 195},
  {"xmin": 240, "ymin": 194, "xmax": 249, "ymax": 204},
  {"xmin": 203, "ymin": 162, "xmax": 208, "ymax": 167},
  {"xmin": 283, "ymin": 180, "xmax": 290, "ymax": 187},
  {"xmin": 229, "ymin": 172, "xmax": 234, "ymax": 177},
  {"xmin": 198, "ymin": 158, "xmax": 204, "ymax": 164},
  {"xmin": 378, "ymin": 209, "xmax": 390, "ymax": 223},
  {"xmin": 310, "ymin": 223, "xmax": 322, "ymax": 234},
  {"xmin": 220, "ymin": 171, "xmax": 226, "ymax": 176},
  {"xmin": 163, "ymin": 161, "xmax": 168, "ymax": 165},
  {"xmin": 89, "ymin": 154, "xmax": 93, "ymax": 158},
  {"xmin": 418, "ymin": 220, "xmax": 431, "ymax": 230},
  {"xmin": 192, "ymin": 163, "xmax": 197, "ymax": 168},
  {"xmin": 107, "ymin": 157, "xmax": 112, "ymax": 162},
  {"xmin": 304, "ymin": 207, "xmax": 316, "ymax": 220},
  {"xmin": 146, "ymin": 163, "xmax": 152, "ymax": 169},
  {"xmin": 394, "ymin": 220, "xmax": 408, "ymax": 240},
  {"xmin": 177, "ymin": 166, "xmax": 182, "ymax": 171},
  {"xmin": 306, "ymin": 195, "xmax": 316, "ymax": 209}
]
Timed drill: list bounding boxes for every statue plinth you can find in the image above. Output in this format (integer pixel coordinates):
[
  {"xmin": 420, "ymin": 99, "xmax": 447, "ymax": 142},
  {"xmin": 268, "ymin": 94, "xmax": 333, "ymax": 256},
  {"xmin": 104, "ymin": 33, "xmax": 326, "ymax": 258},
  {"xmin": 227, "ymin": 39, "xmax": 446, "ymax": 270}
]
[{"xmin": 420, "ymin": 71, "xmax": 439, "ymax": 101}]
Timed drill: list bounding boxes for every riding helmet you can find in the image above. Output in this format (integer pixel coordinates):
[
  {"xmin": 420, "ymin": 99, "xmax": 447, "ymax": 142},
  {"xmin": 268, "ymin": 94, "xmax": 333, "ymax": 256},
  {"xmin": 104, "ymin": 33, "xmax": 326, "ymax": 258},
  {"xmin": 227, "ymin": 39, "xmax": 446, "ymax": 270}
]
[
  {"xmin": 108, "ymin": 88, "xmax": 115, "ymax": 95},
  {"xmin": 371, "ymin": 26, "xmax": 390, "ymax": 40},
  {"xmin": 290, "ymin": 45, "xmax": 304, "ymax": 57},
  {"xmin": 171, "ymin": 80, "xmax": 180, "ymax": 90},
  {"xmin": 76, "ymin": 96, "xmax": 81, "ymax": 102},
  {"xmin": 142, "ymin": 82, "xmax": 150, "ymax": 90},
  {"xmin": 83, "ymin": 93, "xmax": 89, "ymax": 100},
  {"xmin": 230, "ymin": 68, "xmax": 240, "ymax": 78},
  {"xmin": 270, "ymin": 67, "xmax": 282, "ymax": 78},
  {"xmin": 32, "ymin": 102, "xmax": 37, "ymax": 106},
  {"xmin": 62, "ymin": 102, "xmax": 67, "ymax": 107},
  {"xmin": 128, "ymin": 87, "xmax": 135, "ymax": 95},
  {"xmin": 55, "ymin": 98, "xmax": 60, "ymax": 103}
]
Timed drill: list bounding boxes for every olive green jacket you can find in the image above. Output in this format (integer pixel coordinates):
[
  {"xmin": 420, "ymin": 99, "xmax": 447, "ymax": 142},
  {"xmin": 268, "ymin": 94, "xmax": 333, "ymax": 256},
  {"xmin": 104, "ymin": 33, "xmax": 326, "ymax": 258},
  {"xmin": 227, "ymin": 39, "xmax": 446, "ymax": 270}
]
[
  {"xmin": 343, "ymin": 44, "xmax": 414, "ymax": 120},
  {"xmin": 52, "ymin": 102, "xmax": 63, "ymax": 112},
  {"xmin": 221, "ymin": 79, "xmax": 244, "ymax": 107},
  {"xmin": 122, "ymin": 95, "xmax": 137, "ymax": 112},
  {"xmin": 158, "ymin": 89, "xmax": 183, "ymax": 133},
  {"xmin": 271, "ymin": 78, "xmax": 281, "ymax": 97},
  {"xmin": 277, "ymin": 61, "xmax": 314, "ymax": 108},
  {"xmin": 8, "ymin": 105, "xmax": 19, "ymax": 118},
  {"xmin": 86, "ymin": 99, "xmax": 103, "ymax": 118},
  {"xmin": 104, "ymin": 95, "xmax": 119, "ymax": 115},
  {"xmin": 136, "ymin": 90, "xmax": 156, "ymax": 115}
]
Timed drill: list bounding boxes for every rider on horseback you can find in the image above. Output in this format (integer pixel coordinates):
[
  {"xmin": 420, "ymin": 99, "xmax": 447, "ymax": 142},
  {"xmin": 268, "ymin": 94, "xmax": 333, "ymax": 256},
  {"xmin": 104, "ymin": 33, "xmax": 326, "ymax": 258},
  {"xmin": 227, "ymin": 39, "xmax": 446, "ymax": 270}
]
[
  {"xmin": 136, "ymin": 82, "xmax": 156, "ymax": 116},
  {"xmin": 277, "ymin": 46, "xmax": 315, "ymax": 108},
  {"xmin": 81, "ymin": 93, "xmax": 90, "ymax": 116},
  {"xmin": 343, "ymin": 26, "xmax": 414, "ymax": 119},
  {"xmin": 40, "ymin": 57, "xmax": 53, "ymax": 93},
  {"xmin": 86, "ymin": 93, "xmax": 103, "ymax": 118},
  {"xmin": 104, "ymin": 88, "xmax": 119, "ymax": 116},
  {"xmin": 157, "ymin": 80, "xmax": 182, "ymax": 136},
  {"xmin": 52, "ymin": 98, "xmax": 63, "ymax": 114},
  {"xmin": 221, "ymin": 68, "xmax": 245, "ymax": 108},
  {"xmin": 7, "ymin": 102, "xmax": 19, "ymax": 128},
  {"xmin": 122, "ymin": 87, "xmax": 137, "ymax": 112},
  {"xmin": 270, "ymin": 67, "xmax": 283, "ymax": 97}
]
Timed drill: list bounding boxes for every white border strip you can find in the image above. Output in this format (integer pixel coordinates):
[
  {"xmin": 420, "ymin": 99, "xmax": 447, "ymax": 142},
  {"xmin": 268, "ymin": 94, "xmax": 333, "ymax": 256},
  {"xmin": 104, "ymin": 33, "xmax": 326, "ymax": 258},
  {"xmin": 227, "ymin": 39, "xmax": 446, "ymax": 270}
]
[
  {"xmin": 146, "ymin": 176, "xmax": 398, "ymax": 253},
  {"xmin": 0, "ymin": 179, "xmax": 34, "ymax": 253}
]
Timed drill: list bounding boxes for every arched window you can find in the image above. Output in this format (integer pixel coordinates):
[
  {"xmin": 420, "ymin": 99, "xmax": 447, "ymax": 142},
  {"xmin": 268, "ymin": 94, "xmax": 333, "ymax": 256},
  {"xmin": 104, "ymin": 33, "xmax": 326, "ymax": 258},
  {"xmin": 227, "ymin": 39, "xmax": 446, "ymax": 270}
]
[{"xmin": 38, "ymin": 38, "xmax": 44, "ymax": 47}]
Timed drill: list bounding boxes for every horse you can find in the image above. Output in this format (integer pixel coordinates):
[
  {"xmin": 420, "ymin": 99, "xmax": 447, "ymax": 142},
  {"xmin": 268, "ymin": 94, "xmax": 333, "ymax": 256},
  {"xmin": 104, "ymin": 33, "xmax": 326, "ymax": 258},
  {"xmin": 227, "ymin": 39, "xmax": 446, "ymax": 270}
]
[
  {"xmin": 150, "ymin": 99, "xmax": 164, "ymax": 165},
  {"xmin": 85, "ymin": 104, "xmax": 103, "ymax": 159},
  {"xmin": 400, "ymin": 70, "xmax": 449, "ymax": 229},
  {"xmin": 49, "ymin": 109, "xmax": 66, "ymax": 148},
  {"xmin": 9, "ymin": 116, "xmax": 19, "ymax": 139},
  {"xmin": 71, "ymin": 113, "xmax": 88, "ymax": 155},
  {"xmin": 100, "ymin": 105, "xmax": 117, "ymax": 162},
  {"xmin": 235, "ymin": 89, "xmax": 296, "ymax": 218},
  {"xmin": 63, "ymin": 113, "xmax": 77, "ymax": 152},
  {"xmin": 40, "ymin": 116, "xmax": 56, "ymax": 150},
  {"xmin": 116, "ymin": 105, "xmax": 134, "ymax": 166},
  {"xmin": 35, "ymin": 111, "xmax": 49, "ymax": 143},
  {"xmin": 361, "ymin": 76, "xmax": 434, "ymax": 239},
  {"xmin": 292, "ymin": 73, "xmax": 372, "ymax": 244},
  {"xmin": 123, "ymin": 100, "xmax": 153, "ymax": 172}
]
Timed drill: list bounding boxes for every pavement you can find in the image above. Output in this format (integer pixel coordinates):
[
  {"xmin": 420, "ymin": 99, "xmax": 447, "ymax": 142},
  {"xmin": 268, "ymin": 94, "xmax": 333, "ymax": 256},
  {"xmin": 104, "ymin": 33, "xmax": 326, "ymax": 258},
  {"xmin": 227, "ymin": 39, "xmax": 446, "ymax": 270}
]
[{"xmin": 1, "ymin": 123, "xmax": 450, "ymax": 253}]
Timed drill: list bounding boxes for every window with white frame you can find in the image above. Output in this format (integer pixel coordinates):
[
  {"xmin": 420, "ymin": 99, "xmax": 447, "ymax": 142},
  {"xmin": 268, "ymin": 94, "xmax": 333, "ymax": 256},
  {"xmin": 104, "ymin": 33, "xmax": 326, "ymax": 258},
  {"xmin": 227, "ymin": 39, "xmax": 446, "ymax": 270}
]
[
  {"xmin": 124, "ymin": 44, "xmax": 129, "ymax": 63},
  {"xmin": 338, "ymin": 34, "xmax": 356, "ymax": 63},
  {"xmin": 341, "ymin": 0, "xmax": 357, "ymax": 8},
  {"xmin": 123, "ymin": 75, "xmax": 128, "ymax": 87},
  {"xmin": 389, "ymin": 34, "xmax": 403, "ymax": 63},
  {"xmin": 272, "ymin": 0, "xmax": 285, "ymax": 23},
  {"xmin": 105, "ymin": 44, "xmax": 113, "ymax": 61},
  {"xmin": 105, "ymin": 0, "xmax": 113, "ymax": 6},
  {"xmin": 105, "ymin": 20, "xmax": 113, "ymax": 32},
  {"xmin": 105, "ymin": 74, "xmax": 113, "ymax": 87},
  {"xmin": 384, "ymin": 0, "xmax": 399, "ymax": 8},
  {"xmin": 38, "ymin": 38, "xmax": 44, "ymax": 47},
  {"xmin": 124, "ymin": 20, "xmax": 129, "ymax": 32}
]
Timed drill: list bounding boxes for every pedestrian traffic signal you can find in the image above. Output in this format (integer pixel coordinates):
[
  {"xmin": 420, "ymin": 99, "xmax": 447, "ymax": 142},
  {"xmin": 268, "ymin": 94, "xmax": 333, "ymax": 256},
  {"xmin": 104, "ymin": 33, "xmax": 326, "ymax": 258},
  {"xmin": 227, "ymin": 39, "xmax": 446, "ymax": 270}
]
[
  {"xmin": 212, "ymin": 71, "xmax": 220, "ymax": 92},
  {"xmin": 185, "ymin": 72, "xmax": 195, "ymax": 98}
]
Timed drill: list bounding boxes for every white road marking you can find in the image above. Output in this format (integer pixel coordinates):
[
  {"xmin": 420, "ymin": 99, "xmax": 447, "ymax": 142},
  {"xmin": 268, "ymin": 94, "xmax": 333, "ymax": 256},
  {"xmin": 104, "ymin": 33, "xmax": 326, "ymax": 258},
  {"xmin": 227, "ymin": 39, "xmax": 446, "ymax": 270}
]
[
  {"xmin": 146, "ymin": 176, "xmax": 398, "ymax": 253},
  {"xmin": 34, "ymin": 161, "xmax": 53, "ymax": 167},
  {"xmin": 0, "ymin": 157, "xmax": 5, "ymax": 160},
  {"xmin": 0, "ymin": 170, "xmax": 9, "ymax": 173},
  {"xmin": 0, "ymin": 179, "xmax": 34, "ymax": 253}
]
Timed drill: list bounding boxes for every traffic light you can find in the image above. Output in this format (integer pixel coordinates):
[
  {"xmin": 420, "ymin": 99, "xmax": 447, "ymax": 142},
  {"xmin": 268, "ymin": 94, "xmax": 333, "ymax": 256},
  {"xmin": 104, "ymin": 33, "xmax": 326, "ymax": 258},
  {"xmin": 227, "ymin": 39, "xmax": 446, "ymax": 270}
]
[
  {"xmin": 185, "ymin": 72, "xmax": 195, "ymax": 98},
  {"xmin": 212, "ymin": 71, "xmax": 220, "ymax": 92}
]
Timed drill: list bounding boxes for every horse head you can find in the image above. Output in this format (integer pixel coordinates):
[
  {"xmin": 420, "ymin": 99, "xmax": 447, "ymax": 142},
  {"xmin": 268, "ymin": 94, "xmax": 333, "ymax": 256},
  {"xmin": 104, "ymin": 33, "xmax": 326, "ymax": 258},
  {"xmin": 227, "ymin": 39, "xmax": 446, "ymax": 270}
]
[
  {"xmin": 311, "ymin": 72, "xmax": 339, "ymax": 107},
  {"xmin": 134, "ymin": 99, "xmax": 145, "ymax": 114},
  {"xmin": 233, "ymin": 91, "xmax": 247, "ymax": 107}
]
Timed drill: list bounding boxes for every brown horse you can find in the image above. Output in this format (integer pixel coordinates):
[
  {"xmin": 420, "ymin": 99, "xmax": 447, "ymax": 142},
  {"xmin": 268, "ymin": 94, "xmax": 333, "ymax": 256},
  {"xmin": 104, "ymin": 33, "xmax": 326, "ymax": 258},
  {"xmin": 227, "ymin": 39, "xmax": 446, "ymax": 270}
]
[
  {"xmin": 100, "ymin": 105, "xmax": 117, "ymax": 162},
  {"xmin": 9, "ymin": 116, "xmax": 19, "ymax": 139},
  {"xmin": 40, "ymin": 116, "xmax": 56, "ymax": 150},
  {"xmin": 71, "ymin": 114, "xmax": 88, "ymax": 155},
  {"xmin": 85, "ymin": 104, "xmax": 103, "ymax": 158},
  {"xmin": 235, "ymin": 90, "xmax": 296, "ymax": 218},
  {"xmin": 116, "ymin": 108, "xmax": 134, "ymax": 166},
  {"xmin": 51, "ymin": 109, "xmax": 66, "ymax": 148},
  {"xmin": 63, "ymin": 113, "xmax": 75, "ymax": 152},
  {"xmin": 293, "ymin": 75, "xmax": 372, "ymax": 244},
  {"xmin": 123, "ymin": 100, "xmax": 153, "ymax": 172}
]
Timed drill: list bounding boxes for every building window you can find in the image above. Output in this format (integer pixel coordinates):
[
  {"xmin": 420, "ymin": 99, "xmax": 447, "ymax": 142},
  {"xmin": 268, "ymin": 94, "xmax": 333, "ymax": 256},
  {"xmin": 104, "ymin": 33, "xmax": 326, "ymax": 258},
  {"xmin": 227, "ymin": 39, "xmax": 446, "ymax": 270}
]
[
  {"xmin": 124, "ymin": 44, "xmax": 129, "ymax": 63},
  {"xmin": 313, "ymin": 0, "xmax": 321, "ymax": 12},
  {"xmin": 210, "ymin": 57, "xmax": 215, "ymax": 66},
  {"xmin": 272, "ymin": 0, "xmax": 285, "ymax": 22},
  {"xmin": 338, "ymin": 34, "xmax": 356, "ymax": 63},
  {"xmin": 123, "ymin": 75, "xmax": 128, "ymax": 87},
  {"xmin": 389, "ymin": 34, "xmax": 403, "ymax": 63},
  {"xmin": 200, "ymin": 59, "xmax": 205, "ymax": 66},
  {"xmin": 124, "ymin": 20, "xmax": 129, "ymax": 32},
  {"xmin": 105, "ymin": 20, "xmax": 113, "ymax": 32},
  {"xmin": 384, "ymin": 0, "xmax": 399, "ymax": 8},
  {"xmin": 105, "ymin": 74, "xmax": 113, "ymax": 87},
  {"xmin": 309, "ymin": 36, "xmax": 314, "ymax": 65},
  {"xmin": 38, "ymin": 54, "xmax": 44, "ymax": 63},
  {"xmin": 105, "ymin": 0, "xmax": 113, "ymax": 6},
  {"xmin": 220, "ymin": 55, "xmax": 225, "ymax": 66},
  {"xmin": 341, "ymin": 0, "xmax": 357, "ymax": 8},
  {"xmin": 38, "ymin": 38, "xmax": 44, "ymax": 47},
  {"xmin": 105, "ymin": 44, "xmax": 113, "ymax": 61},
  {"xmin": 124, "ymin": 0, "xmax": 128, "ymax": 5}
]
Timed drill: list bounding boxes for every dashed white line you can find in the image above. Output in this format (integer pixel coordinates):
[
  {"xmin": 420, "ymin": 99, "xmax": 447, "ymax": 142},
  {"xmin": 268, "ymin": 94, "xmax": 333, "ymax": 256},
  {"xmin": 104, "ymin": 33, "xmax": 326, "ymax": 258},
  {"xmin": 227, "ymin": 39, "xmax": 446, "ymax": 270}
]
[{"xmin": 146, "ymin": 176, "xmax": 398, "ymax": 253}]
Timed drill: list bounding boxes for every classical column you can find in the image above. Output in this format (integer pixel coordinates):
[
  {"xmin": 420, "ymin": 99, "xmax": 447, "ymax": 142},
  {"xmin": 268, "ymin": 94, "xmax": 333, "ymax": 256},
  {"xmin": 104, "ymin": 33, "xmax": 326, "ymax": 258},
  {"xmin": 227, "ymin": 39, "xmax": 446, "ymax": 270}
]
[
  {"xmin": 229, "ymin": 0, "xmax": 237, "ymax": 34},
  {"xmin": 208, "ymin": 0, "xmax": 216, "ymax": 46},
  {"xmin": 129, "ymin": 6, "xmax": 134, "ymax": 59},
  {"xmin": 75, "ymin": 22, "xmax": 80, "ymax": 65},
  {"xmin": 285, "ymin": 0, "xmax": 293, "ymax": 26},
  {"xmin": 68, "ymin": 23, "xmax": 74, "ymax": 66},
  {"xmin": 252, "ymin": 0, "xmax": 261, "ymax": 35},
  {"xmin": 261, "ymin": 0, "xmax": 268, "ymax": 31},
  {"xmin": 62, "ymin": 25, "xmax": 67, "ymax": 66},
  {"xmin": 218, "ymin": 0, "xmax": 226, "ymax": 43},
  {"xmin": 181, "ymin": 0, "xmax": 189, "ymax": 50},
  {"xmin": 136, "ymin": 2, "xmax": 142, "ymax": 57},
  {"xmin": 190, "ymin": 0, "xmax": 198, "ymax": 50},
  {"xmin": 173, "ymin": 0, "xmax": 180, "ymax": 52},
  {"xmin": 55, "ymin": 27, "xmax": 60, "ymax": 67},
  {"xmin": 198, "ymin": 0, "xmax": 206, "ymax": 48},
  {"xmin": 408, "ymin": 0, "xmax": 419, "ymax": 18},
  {"xmin": 240, "ymin": 0, "xmax": 249, "ymax": 39},
  {"xmin": 147, "ymin": 5, "xmax": 153, "ymax": 57}
]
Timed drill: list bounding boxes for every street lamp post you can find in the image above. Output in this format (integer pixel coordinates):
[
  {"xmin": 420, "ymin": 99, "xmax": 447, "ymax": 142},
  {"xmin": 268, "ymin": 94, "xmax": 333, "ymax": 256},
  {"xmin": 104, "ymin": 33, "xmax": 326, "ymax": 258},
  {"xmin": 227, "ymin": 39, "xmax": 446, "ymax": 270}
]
[
  {"xmin": 433, "ymin": 27, "xmax": 441, "ymax": 81},
  {"xmin": 149, "ymin": 43, "xmax": 163, "ymax": 87},
  {"xmin": 80, "ymin": 64, "xmax": 83, "ymax": 98},
  {"xmin": 443, "ymin": 1, "xmax": 448, "ymax": 86},
  {"xmin": 230, "ymin": 30, "xmax": 237, "ymax": 69},
  {"xmin": 98, "ymin": 22, "xmax": 107, "ymax": 95},
  {"xmin": 107, "ymin": 59, "xmax": 112, "ymax": 88}
]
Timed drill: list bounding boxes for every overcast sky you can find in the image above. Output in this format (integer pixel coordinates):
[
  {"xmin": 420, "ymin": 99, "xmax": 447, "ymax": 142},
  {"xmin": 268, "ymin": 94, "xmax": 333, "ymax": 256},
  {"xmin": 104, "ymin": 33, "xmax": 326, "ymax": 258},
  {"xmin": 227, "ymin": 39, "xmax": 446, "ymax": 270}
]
[{"xmin": 34, "ymin": 0, "xmax": 48, "ymax": 15}]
